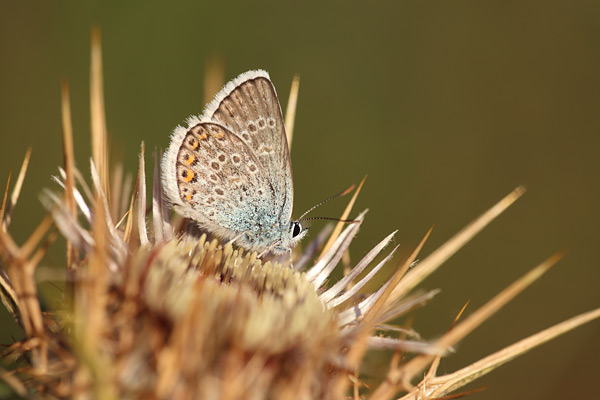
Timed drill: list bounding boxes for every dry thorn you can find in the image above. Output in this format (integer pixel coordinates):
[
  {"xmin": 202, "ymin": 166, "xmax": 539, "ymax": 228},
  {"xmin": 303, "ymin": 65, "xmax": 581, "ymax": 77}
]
[
  {"xmin": 29, "ymin": 231, "xmax": 58, "ymax": 272},
  {"xmin": 390, "ymin": 186, "xmax": 526, "ymax": 301},
  {"xmin": 0, "ymin": 367, "xmax": 28, "ymax": 397},
  {"xmin": 203, "ymin": 56, "xmax": 225, "ymax": 105},
  {"xmin": 429, "ymin": 387, "xmax": 488, "ymax": 399},
  {"xmin": 0, "ymin": 170, "xmax": 12, "ymax": 228},
  {"xmin": 424, "ymin": 301, "xmax": 471, "ymax": 383},
  {"xmin": 3, "ymin": 148, "xmax": 32, "ymax": 229},
  {"xmin": 137, "ymin": 142, "xmax": 148, "ymax": 246},
  {"xmin": 0, "ymin": 219, "xmax": 20, "ymax": 257},
  {"xmin": 448, "ymin": 300, "xmax": 470, "ymax": 332},
  {"xmin": 0, "ymin": 269, "xmax": 19, "ymax": 324},
  {"xmin": 367, "ymin": 227, "xmax": 433, "ymax": 324},
  {"xmin": 61, "ymin": 79, "xmax": 78, "ymax": 270},
  {"xmin": 110, "ymin": 163, "xmax": 124, "ymax": 221},
  {"xmin": 114, "ymin": 209, "xmax": 130, "ymax": 230},
  {"xmin": 152, "ymin": 150, "xmax": 164, "ymax": 243},
  {"xmin": 334, "ymin": 228, "xmax": 432, "ymax": 398},
  {"xmin": 424, "ymin": 307, "xmax": 600, "ymax": 398},
  {"xmin": 285, "ymin": 74, "xmax": 300, "ymax": 150},
  {"xmin": 375, "ymin": 252, "xmax": 564, "ymax": 400},
  {"xmin": 90, "ymin": 26, "xmax": 109, "ymax": 197},
  {"xmin": 21, "ymin": 214, "xmax": 54, "ymax": 259},
  {"xmin": 123, "ymin": 166, "xmax": 139, "ymax": 244}
]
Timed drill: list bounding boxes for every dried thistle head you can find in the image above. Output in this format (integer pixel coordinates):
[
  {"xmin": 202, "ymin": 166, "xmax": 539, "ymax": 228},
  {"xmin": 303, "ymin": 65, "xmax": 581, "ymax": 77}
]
[
  {"xmin": 0, "ymin": 29, "xmax": 599, "ymax": 400},
  {"xmin": 108, "ymin": 237, "xmax": 340, "ymax": 399}
]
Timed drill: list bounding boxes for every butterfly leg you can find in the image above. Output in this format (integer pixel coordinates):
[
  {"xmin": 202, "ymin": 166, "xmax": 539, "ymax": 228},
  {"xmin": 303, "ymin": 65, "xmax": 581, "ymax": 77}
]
[{"xmin": 257, "ymin": 239, "xmax": 282, "ymax": 259}]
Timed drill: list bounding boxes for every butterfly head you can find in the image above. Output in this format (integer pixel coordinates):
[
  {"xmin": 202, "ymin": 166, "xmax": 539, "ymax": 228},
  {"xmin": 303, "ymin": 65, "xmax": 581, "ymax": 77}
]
[
  {"xmin": 271, "ymin": 220, "xmax": 308, "ymax": 254},
  {"xmin": 291, "ymin": 220, "xmax": 308, "ymax": 243}
]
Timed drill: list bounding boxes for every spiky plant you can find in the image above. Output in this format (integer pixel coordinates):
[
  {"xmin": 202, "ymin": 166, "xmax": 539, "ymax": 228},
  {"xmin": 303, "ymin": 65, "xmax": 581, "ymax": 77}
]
[{"xmin": 1, "ymin": 29, "xmax": 599, "ymax": 400}]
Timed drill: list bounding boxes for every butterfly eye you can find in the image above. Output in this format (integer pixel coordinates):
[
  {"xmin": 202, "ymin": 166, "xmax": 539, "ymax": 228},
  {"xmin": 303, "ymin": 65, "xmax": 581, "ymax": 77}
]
[{"xmin": 292, "ymin": 222, "xmax": 303, "ymax": 238}]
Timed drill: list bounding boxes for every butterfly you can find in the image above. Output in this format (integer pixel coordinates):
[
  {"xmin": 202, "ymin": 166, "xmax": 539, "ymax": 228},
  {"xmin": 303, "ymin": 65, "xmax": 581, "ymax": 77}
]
[{"xmin": 162, "ymin": 70, "xmax": 307, "ymax": 256}]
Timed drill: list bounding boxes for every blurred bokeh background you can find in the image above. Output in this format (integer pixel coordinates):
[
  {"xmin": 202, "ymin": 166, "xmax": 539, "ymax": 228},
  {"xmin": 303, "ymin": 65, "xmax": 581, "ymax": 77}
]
[{"xmin": 1, "ymin": 1, "xmax": 599, "ymax": 398}]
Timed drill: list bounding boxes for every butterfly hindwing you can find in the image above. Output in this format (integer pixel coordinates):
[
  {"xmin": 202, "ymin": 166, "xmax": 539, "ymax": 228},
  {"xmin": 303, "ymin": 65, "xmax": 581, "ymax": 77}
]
[{"xmin": 168, "ymin": 122, "xmax": 277, "ymax": 244}]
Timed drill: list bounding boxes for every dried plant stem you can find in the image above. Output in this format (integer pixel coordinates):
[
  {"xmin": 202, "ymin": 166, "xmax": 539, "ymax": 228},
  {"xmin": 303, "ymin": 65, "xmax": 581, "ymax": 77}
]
[{"xmin": 0, "ymin": 214, "xmax": 53, "ymax": 373}]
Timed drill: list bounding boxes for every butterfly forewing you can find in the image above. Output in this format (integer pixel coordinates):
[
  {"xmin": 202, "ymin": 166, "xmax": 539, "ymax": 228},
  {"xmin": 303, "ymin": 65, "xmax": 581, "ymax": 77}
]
[{"xmin": 206, "ymin": 73, "xmax": 293, "ymax": 222}]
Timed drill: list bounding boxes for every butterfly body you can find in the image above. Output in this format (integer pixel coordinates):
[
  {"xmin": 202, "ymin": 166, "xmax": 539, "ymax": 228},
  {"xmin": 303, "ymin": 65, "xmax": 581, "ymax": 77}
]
[{"xmin": 162, "ymin": 70, "xmax": 307, "ymax": 254}]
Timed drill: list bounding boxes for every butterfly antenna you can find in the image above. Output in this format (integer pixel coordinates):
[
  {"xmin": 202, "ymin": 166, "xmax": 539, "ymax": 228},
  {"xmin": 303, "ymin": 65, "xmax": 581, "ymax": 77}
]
[
  {"xmin": 298, "ymin": 184, "xmax": 356, "ymax": 221},
  {"xmin": 299, "ymin": 216, "xmax": 360, "ymax": 224}
]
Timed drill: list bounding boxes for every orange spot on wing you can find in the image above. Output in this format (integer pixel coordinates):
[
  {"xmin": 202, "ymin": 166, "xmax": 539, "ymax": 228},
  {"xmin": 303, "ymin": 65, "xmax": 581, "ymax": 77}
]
[
  {"xmin": 186, "ymin": 194, "xmax": 193, "ymax": 201},
  {"xmin": 183, "ymin": 170, "xmax": 195, "ymax": 182},
  {"xmin": 185, "ymin": 154, "xmax": 195, "ymax": 165},
  {"xmin": 213, "ymin": 131, "xmax": 225, "ymax": 139},
  {"xmin": 190, "ymin": 139, "xmax": 199, "ymax": 149},
  {"xmin": 198, "ymin": 133, "xmax": 208, "ymax": 140}
]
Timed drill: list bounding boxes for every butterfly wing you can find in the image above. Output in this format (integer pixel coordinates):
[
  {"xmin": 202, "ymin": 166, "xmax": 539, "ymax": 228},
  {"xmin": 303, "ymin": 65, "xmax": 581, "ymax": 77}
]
[
  {"xmin": 201, "ymin": 70, "xmax": 294, "ymax": 224},
  {"xmin": 162, "ymin": 121, "xmax": 279, "ymax": 250}
]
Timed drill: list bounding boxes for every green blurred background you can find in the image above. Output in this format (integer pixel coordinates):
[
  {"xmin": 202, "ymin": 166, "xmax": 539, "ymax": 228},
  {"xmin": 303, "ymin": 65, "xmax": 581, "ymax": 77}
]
[{"xmin": 1, "ymin": 1, "xmax": 599, "ymax": 398}]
